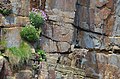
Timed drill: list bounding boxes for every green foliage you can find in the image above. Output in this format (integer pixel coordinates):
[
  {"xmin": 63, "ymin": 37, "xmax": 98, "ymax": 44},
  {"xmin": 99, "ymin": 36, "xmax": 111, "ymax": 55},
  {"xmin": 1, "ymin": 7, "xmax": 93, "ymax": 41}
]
[
  {"xmin": 7, "ymin": 42, "xmax": 32, "ymax": 65},
  {"xmin": 0, "ymin": 9, "xmax": 12, "ymax": 16},
  {"xmin": 20, "ymin": 25, "xmax": 40, "ymax": 42},
  {"xmin": 29, "ymin": 12, "xmax": 44, "ymax": 29},
  {"xmin": 0, "ymin": 40, "xmax": 7, "ymax": 48},
  {"xmin": 37, "ymin": 49, "xmax": 46, "ymax": 61},
  {"xmin": 37, "ymin": 49, "xmax": 46, "ymax": 55}
]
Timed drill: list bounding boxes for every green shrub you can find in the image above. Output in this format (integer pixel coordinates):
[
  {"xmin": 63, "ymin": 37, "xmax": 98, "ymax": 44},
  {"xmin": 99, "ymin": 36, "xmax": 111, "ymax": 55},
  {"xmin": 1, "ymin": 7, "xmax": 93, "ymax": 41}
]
[
  {"xmin": 20, "ymin": 25, "xmax": 40, "ymax": 42},
  {"xmin": 29, "ymin": 11, "xmax": 44, "ymax": 29}
]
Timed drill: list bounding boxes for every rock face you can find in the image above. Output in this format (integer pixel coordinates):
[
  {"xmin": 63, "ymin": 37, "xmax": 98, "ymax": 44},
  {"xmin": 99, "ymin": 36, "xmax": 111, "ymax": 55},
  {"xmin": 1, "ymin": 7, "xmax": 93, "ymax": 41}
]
[
  {"xmin": 42, "ymin": 0, "xmax": 120, "ymax": 52},
  {"xmin": 41, "ymin": 0, "xmax": 120, "ymax": 79},
  {"xmin": 1, "ymin": 27, "xmax": 22, "ymax": 48},
  {"xmin": 0, "ymin": 56, "xmax": 12, "ymax": 79},
  {"xmin": 15, "ymin": 70, "xmax": 32, "ymax": 79},
  {"xmin": 45, "ymin": 49, "xmax": 120, "ymax": 79},
  {"xmin": 0, "ymin": 0, "xmax": 120, "ymax": 79},
  {"xmin": 41, "ymin": 0, "xmax": 75, "ymax": 52}
]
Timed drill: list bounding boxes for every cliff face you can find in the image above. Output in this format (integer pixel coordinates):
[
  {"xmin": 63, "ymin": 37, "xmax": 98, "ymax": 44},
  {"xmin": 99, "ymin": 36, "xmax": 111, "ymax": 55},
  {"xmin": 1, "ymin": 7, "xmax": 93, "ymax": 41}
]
[
  {"xmin": 0, "ymin": 0, "xmax": 120, "ymax": 79},
  {"xmin": 42, "ymin": 0, "xmax": 120, "ymax": 79},
  {"xmin": 42, "ymin": 0, "xmax": 120, "ymax": 52}
]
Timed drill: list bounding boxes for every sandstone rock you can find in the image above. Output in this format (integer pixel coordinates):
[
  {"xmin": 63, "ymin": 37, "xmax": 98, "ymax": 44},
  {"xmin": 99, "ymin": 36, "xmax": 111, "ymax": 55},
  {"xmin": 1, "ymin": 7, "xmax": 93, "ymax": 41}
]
[
  {"xmin": 109, "ymin": 36, "xmax": 120, "ymax": 45},
  {"xmin": 42, "ymin": 38, "xmax": 58, "ymax": 52},
  {"xmin": 62, "ymin": 11, "xmax": 75, "ymax": 19},
  {"xmin": 0, "ymin": 56, "xmax": 5, "ymax": 79},
  {"xmin": 52, "ymin": 24, "xmax": 74, "ymax": 42},
  {"xmin": 15, "ymin": 70, "xmax": 32, "ymax": 79},
  {"xmin": 98, "ymin": 64, "xmax": 120, "ymax": 79},
  {"xmin": 108, "ymin": 54, "xmax": 118, "ymax": 67},
  {"xmin": 48, "ymin": 70, "xmax": 56, "ymax": 79},
  {"xmin": 56, "ymin": 72, "xmax": 62, "ymax": 79},
  {"xmin": 106, "ymin": 15, "xmax": 115, "ymax": 35},
  {"xmin": 2, "ymin": 27, "xmax": 22, "ymax": 48},
  {"xmin": 79, "ymin": 0, "xmax": 88, "ymax": 6},
  {"xmin": 0, "ymin": 14, "xmax": 4, "ymax": 26},
  {"xmin": 95, "ymin": 13, "xmax": 102, "ymax": 25},
  {"xmin": 0, "ymin": 56, "xmax": 4, "ymax": 72},
  {"xmin": 10, "ymin": 0, "xmax": 30, "ymax": 16},
  {"xmin": 57, "ymin": 42, "xmax": 70, "ymax": 52},
  {"xmin": 46, "ymin": 0, "xmax": 76, "ymax": 11},
  {"xmin": 4, "ymin": 15, "xmax": 16, "ymax": 25},
  {"xmin": 96, "ymin": 0, "xmax": 109, "ymax": 8},
  {"xmin": 47, "ymin": 53, "xmax": 59, "ymax": 64},
  {"xmin": 106, "ymin": 0, "xmax": 114, "ymax": 9},
  {"xmin": 0, "ymin": 56, "xmax": 12, "ymax": 79},
  {"xmin": 90, "ymin": 0, "xmax": 96, "ymax": 9},
  {"xmin": 89, "ymin": 8, "xmax": 95, "ymax": 30},
  {"xmin": 97, "ymin": 53, "xmax": 108, "ymax": 64},
  {"xmin": 99, "ymin": 7, "xmax": 111, "ymax": 19},
  {"xmin": 49, "ymin": 15, "xmax": 61, "ymax": 21},
  {"xmin": 16, "ymin": 16, "xmax": 29, "ymax": 26}
]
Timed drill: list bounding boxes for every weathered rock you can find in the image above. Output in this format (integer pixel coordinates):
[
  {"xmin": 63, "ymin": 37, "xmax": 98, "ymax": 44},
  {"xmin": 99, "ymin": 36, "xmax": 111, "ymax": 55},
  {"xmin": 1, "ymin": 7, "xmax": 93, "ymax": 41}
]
[
  {"xmin": 0, "ymin": 56, "xmax": 5, "ymax": 79},
  {"xmin": 15, "ymin": 70, "xmax": 32, "ymax": 79},
  {"xmin": 97, "ymin": 53, "xmax": 108, "ymax": 64},
  {"xmin": 0, "ymin": 56, "xmax": 4, "ymax": 72},
  {"xmin": 46, "ymin": 0, "xmax": 76, "ymax": 11},
  {"xmin": 1, "ymin": 27, "xmax": 22, "ymax": 48},
  {"xmin": 10, "ymin": 0, "xmax": 30, "ymax": 16},
  {"xmin": 47, "ymin": 53, "xmax": 59, "ymax": 64},
  {"xmin": 106, "ymin": 15, "xmax": 115, "ymax": 35},
  {"xmin": 42, "ymin": 38, "xmax": 58, "ymax": 52},
  {"xmin": 0, "ymin": 14, "xmax": 4, "ymax": 26},
  {"xmin": 106, "ymin": 0, "xmax": 114, "ymax": 9},
  {"xmin": 99, "ymin": 7, "xmax": 111, "ymax": 20},
  {"xmin": 53, "ymin": 24, "xmax": 74, "ymax": 42},
  {"xmin": 48, "ymin": 70, "xmax": 56, "ymax": 79},
  {"xmin": 57, "ymin": 42, "xmax": 70, "ymax": 52},
  {"xmin": 41, "ymin": 9, "xmax": 74, "ymax": 53},
  {"xmin": 4, "ymin": 15, "xmax": 16, "ymax": 25},
  {"xmin": 96, "ymin": 0, "xmax": 109, "ymax": 8},
  {"xmin": 97, "ymin": 53, "xmax": 120, "ymax": 79},
  {"xmin": 16, "ymin": 16, "xmax": 29, "ymax": 26},
  {"xmin": 0, "ymin": 56, "xmax": 12, "ymax": 79}
]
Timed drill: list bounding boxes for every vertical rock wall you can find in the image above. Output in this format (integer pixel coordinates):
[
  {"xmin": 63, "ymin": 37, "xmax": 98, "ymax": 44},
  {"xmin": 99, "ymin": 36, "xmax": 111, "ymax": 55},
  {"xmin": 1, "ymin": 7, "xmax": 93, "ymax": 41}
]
[
  {"xmin": 43, "ymin": 0, "xmax": 120, "ymax": 52},
  {"xmin": 73, "ymin": 0, "xmax": 117, "ymax": 49},
  {"xmin": 41, "ymin": 0, "xmax": 76, "ymax": 52},
  {"xmin": 0, "ymin": 0, "xmax": 120, "ymax": 79},
  {"xmin": 44, "ymin": 0, "xmax": 120, "ymax": 79}
]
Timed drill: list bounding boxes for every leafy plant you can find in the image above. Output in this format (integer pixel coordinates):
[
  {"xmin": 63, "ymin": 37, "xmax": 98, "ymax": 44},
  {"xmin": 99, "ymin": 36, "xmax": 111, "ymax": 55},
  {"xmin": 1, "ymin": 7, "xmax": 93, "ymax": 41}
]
[
  {"xmin": 20, "ymin": 25, "xmax": 40, "ymax": 42},
  {"xmin": 29, "ymin": 8, "xmax": 47, "ymax": 29},
  {"xmin": 0, "ymin": 9, "xmax": 12, "ymax": 16},
  {"xmin": 37, "ymin": 49, "xmax": 47, "ymax": 61}
]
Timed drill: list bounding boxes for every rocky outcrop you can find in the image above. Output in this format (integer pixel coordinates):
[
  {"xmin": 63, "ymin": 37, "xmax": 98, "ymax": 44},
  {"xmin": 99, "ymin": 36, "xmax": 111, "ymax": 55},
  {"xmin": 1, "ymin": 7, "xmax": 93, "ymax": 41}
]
[
  {"xmin": 41, "ymin": 9, "xmax": 74, "ymax": 52},
  {"xmin": 45, "ymin": 49, "xmax": 120, "ymax": 79},
  {"xmin": 15, "ymin": 70, "xmax": 32, "ymax": 79},
  {"xmin": 0, "ymin": 56, "xmax": 12, "ymax": 79},
  {"xmin": 1, "ymin": 27, "xmax": 22, "ymax": 48},
  {"xmin": 40, "ymin": 0, "xmax": 75, "ymax": 53},
  {"xmin": 0, "ymin": 0, "xmax": 120, "ymax": 79}
]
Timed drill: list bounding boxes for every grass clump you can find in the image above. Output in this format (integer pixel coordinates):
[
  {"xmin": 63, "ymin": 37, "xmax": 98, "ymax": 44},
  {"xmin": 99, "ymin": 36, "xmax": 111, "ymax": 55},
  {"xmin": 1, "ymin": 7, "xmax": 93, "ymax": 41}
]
[
  {"xmin": 0, "ymin": 40, "xmax": 6, "ymax": 47},
  {"xmin": 6, "ymin": 42, "xmax": 32, "ymax": 66}
]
